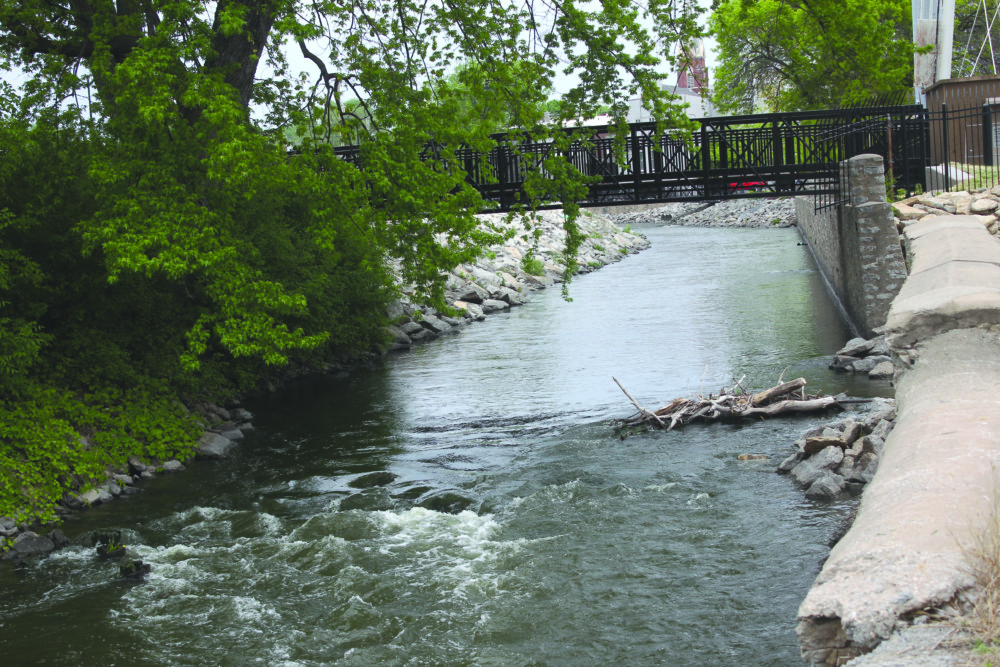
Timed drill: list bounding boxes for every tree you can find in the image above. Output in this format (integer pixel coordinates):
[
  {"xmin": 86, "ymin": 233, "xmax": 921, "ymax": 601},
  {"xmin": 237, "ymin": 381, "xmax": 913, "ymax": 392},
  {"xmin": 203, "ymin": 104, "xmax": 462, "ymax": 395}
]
[
  {"xmin": 0, "ymin": 0, "xmax": 703, "ymax": 371},
  {"xmin": 709, "ymin": 0, "xmax": 915, "ymax": 113},
  {"xmin": 952, "ymin": 0, "xmax": 1000, "ymax": 78}
]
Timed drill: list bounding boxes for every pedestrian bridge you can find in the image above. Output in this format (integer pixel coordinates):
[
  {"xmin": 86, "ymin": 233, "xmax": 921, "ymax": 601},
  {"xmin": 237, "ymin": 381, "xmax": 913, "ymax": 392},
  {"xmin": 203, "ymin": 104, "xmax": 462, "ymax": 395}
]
[{"xmin": 332, "ymin": 102, "xmax": 933, "ymax": 212}]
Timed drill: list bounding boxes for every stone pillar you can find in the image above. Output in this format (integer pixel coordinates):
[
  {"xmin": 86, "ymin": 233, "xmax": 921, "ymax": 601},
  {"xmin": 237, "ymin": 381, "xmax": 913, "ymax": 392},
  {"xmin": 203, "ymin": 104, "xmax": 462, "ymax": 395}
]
[
  {"xmin": 839, "ymin": 155, "xmax": 908, "ymax": 336},
  {"xmin": 795, "ymin": 155, "xmax": 907, "ymax": 337}
]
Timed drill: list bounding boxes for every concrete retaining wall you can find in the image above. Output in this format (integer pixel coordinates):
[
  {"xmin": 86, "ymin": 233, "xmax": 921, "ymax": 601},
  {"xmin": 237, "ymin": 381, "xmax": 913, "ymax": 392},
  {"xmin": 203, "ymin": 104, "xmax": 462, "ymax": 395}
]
[
  {"xmin": 795, "ymin": 155, "xmax": 908, "ymax": 337},
  {"xmin": 796, "ymin": 215, "xmax": 1000, "ymax": 665}
]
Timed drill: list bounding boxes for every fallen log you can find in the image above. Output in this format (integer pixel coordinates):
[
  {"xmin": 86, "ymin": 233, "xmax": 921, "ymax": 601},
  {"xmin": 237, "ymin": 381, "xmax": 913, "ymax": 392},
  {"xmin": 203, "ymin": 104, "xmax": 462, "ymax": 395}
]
[{"xmin": 612, "ymin": 376, "xmax": 843, "ymax": 431}]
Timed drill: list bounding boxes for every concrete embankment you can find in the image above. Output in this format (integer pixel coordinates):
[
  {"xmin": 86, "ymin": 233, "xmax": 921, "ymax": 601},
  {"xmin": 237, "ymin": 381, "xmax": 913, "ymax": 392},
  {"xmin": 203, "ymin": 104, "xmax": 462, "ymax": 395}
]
[{"xmin": 797, "ymin": 214, "xmax": 1000, "ymax": 665}]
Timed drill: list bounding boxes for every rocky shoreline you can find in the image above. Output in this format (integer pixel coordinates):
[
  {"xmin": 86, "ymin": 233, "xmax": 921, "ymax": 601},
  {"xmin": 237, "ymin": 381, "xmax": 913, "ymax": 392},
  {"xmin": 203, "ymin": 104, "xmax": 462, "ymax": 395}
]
[
  {"xmin": 0, "ymin": 198, "xmax": 815, "ymax": 564},
  {"xmin": 0, "ymin": 208, "xmax": 651, "ymax": 562},
  {"xmin": 605, "ymin": 197, "xmax": 798, "ymax": 228}
]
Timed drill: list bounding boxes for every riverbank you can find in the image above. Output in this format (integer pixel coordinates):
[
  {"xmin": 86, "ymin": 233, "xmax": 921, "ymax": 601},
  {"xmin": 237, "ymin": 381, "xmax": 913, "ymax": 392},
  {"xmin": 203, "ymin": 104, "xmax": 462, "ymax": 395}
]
[
  {"xmin": 1, "ymin": 209, "xmax": 650, "ymax": 561},
  {"xmin": 605, "ymin": 197, "xmax": 798, "ymax": 228},
  {"xmin": 796, "ymin": 191, "xmax": 1000, "ymax": 665}
]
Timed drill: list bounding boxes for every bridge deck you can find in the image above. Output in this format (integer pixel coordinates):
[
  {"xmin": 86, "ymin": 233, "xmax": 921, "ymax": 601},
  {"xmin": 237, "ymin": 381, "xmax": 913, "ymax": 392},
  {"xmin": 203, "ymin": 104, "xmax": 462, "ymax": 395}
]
[{"xmin": 331, "ymin": 105, "xmax": 931, "ymax": 212}]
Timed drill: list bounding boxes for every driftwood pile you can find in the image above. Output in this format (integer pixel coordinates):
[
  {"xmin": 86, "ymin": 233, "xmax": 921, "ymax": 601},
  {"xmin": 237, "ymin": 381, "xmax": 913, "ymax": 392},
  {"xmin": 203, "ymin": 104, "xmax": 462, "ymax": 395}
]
[{"xmin": 612, "ymin": 376, "xmax": 842, "ymax": 431}]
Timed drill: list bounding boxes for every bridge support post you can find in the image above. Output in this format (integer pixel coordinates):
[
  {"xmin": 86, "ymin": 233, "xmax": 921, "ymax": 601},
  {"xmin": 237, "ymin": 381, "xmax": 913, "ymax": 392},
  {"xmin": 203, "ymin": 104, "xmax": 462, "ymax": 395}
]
[{"xmin": 795, "ymin": 154, "xmax": 908, "ymax": 337}]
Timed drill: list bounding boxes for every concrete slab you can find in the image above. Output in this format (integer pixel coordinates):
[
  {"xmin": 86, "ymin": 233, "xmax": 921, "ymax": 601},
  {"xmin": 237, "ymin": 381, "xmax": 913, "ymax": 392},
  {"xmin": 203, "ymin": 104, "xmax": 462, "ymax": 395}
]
[
  {"xmin": 904, "ymin": 215, "xmax": 984, "ymax": 241},
  {"xmin": 845, "ymin": 624, "xmax": 976, "ymax": 666},
  {"xmin": 907, "ymin": 227, "xmax": 1000, "ymax": 275},
  {"xmin": 885, "ymin": 260, "xmax": 1000, "ymax": 348},
  {"xmin": 797, "ymin": 328, "xmax": 1000, "ymax": 664}
]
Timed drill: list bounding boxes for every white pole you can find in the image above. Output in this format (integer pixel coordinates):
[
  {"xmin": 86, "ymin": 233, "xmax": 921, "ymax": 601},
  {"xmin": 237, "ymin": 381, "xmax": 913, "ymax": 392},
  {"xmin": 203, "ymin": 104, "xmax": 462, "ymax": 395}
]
[{"xmin": 936, "ymin": 0, "xmax": 956, "ymax": 82}]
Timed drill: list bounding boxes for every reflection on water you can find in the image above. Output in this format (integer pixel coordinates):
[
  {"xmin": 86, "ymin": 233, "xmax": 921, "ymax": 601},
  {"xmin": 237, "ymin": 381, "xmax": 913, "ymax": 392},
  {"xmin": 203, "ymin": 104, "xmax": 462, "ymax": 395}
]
[{"xmin": 0, "ymin": 225, "xmax": 890, "ymax": 666}]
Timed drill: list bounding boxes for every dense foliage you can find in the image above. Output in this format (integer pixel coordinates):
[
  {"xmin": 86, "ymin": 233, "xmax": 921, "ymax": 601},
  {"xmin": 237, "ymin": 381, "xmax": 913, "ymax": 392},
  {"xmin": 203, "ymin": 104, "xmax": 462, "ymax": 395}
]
[
  {"xmin": 0, "ymin": 0, "xmax": 701, "ymax": 524},
  {"xmin": 709, "ymin": 0, "xmax": 915, "ymax": 112},
  {"xmin": 953, "ymin": 0, "xmax": 1000, "ymax": 78}
]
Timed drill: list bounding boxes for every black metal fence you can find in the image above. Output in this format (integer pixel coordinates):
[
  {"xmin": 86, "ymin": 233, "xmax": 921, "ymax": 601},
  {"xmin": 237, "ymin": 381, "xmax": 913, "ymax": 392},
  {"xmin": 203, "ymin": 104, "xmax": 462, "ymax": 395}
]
[
  {"xmin": 823, "ymin": 101, "xmax": 999, "ymax": 207},
  {"xmin": 329, "ymin": 100, "xmax": 997, "ymax": 212}
]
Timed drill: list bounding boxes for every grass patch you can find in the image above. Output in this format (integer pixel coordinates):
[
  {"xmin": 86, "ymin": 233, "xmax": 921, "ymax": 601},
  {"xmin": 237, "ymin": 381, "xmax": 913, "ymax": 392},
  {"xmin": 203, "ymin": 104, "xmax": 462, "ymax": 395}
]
[
  {"xmin": 521, "ymin": 256, "xmax": 545, "ymax": 276},
  {"xmin": 961, "ymin": 480, "xmax": 1000, "ymax": 664}
]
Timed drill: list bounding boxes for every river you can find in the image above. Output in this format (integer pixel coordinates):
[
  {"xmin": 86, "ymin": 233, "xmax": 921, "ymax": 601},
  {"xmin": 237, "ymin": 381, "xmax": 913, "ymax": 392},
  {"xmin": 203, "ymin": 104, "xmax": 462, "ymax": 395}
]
[{"xmin": 0, "ymin": 224, "xmax": 889, "ymax": 666}]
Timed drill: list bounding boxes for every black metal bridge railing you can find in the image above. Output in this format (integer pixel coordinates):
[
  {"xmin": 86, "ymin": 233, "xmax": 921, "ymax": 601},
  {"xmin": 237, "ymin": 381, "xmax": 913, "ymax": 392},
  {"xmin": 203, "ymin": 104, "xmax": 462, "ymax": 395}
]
[{"xmin": 329, "ymin": 100, "xmax": 997, "ymax": 213}]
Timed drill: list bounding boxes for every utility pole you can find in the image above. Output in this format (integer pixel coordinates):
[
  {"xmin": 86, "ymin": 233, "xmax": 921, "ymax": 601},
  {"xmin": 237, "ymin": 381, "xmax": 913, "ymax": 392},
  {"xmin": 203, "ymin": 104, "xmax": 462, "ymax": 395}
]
[{"xmin": 912, "ymin": 0, "xmax": 956, "ymax": 106}]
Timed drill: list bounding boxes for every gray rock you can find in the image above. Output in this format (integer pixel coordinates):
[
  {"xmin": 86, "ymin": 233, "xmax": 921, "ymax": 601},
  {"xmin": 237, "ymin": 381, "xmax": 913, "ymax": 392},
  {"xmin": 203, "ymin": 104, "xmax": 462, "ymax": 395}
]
[
  {"xmin": 812, "ymin": 445, "xmax": 846, "ymax": 471},
  {"xmin": 830, "ymin": 355, "xmax": 860, "ymax": 371},
  {"xmin": 140, "ymin": 470, "xmax": 156, "ymax": 480},
  {"xmin": 470, "ymin": 266, "xmax": 502, "ymax": 286},
  {"xmin": 869, "ymin": 337, "xmax": 891, "ymax": 356},
  {"xmin": 105, "ymin": 482, "xmax": 122, "ymax": 497},
  {"xmin": 220, "ymin": 429, "xmax": 244, "ymax": 441},
  {"xmin": 806, "ymin": 473, "xmax": 846, "ymax": 499},
  {"xmin": 114, "ymin": 474, "xmax": 133, "ymax": 487},
  {"xmin": 3, "ymin": 532, "xmax": 55, "ymax": 559},
  {"xmin": 399, "ymin": 320, "xmax": 423, "ymax": 336},
  {"xmin": 791, "ymin": 460, "xmax": 825, "ymax": 486},
  {"xmin": 852, "ymin": 355, "xmax": 892, "ymax": 374},
  {"xmin": 0, "ymin": 516, "xmax": 15, "ymax": 532},
  {"xmin": 409, "ymin": 328, "xmax": 433, "ymax": 341},
  {"xmin": 385, "ymin": 325, "xmax": 411, "ymax": 349},
  {"xmin": 496, "ymin": 286, "xmax": 524, "ymax": 305},
  {"xmin": 837, "ymin": 455, "xmax": 856, "ymax": 478},
  {"xmin": 801, "ymin": 425, "xmax": 827, "ymax": 439},
  {"xmin": 419, "ymin": 314, "xmax": 452, "ymax": 334},
  {"xmin": 869, "ymin": 361, "xmax": 894, "ymax": 379},
  {"xmin": 197, "ymin": 432, "xmax": 236, "ymax": 459},
  {"xmin": 454, "ymin": 283, "xmax": 490, "ymax": 304},
  {"xmin": 460, "ymin": 302, "xmax": 485, "ymax": 320},
  {"xmin": 841, "ymin": 419, "xmax": 863, "ymax": 446},
  {"xmin": 160, "ymin": 460, "xmax": 185, "ymax": 473},
  {"xmin": 238, "ymin": 422, "xmax": 254, "ymax": 432},
  {"xmin": 231, "ymin": 408, "xmax": 254, "ymax": 422},
  {"xmin": 872, "ymin": 419, "xmax": 895, "ymax": 441},
  {"xmin": 804, "ymin": 435, "xmax": 847, "ymax": 454},
  {"xmin": 47, "ymin": 529, "xmax": 69, "ymax": 549},
  {"xmin": 838, "ymin": 337, "xmax": 875, "ymax": 357},
  {"xmin": 970, "ymin": 197, "xmax": 999, "ymax": 214},
  {"xmin": 127, "ymin": 456, "xmax": 148, "ymax": 474},
  {"xmin": 481, "ymin": 299, "xmax": 510, "ymax": 313},
  {"xmin": 777, "ymin": 451, "xmax": 804, "ymax": 473},
  {"xmin": 81, "ymin": 487, "xmax": 113, "ymax": 506},
  {"xmin": 210, "ymin": 405, "xmax": 231, "ymax": 422}
]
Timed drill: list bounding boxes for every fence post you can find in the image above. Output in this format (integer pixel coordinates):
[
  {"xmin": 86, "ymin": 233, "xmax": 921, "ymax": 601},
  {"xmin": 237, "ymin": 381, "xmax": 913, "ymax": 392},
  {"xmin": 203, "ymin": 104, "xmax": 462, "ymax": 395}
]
[
  {"xmin": 886, "ymin": 114, "xmax": 894, "ymax": 193},
  {"xmin": 985, "ymin": 103, "xmax": 995, "ymax": 168},
  {"xmin": 701, "ymin": 123, "xmax": 711, "ymax": 197},
  {"xmin": 941, "ymin": 103, "xmax": 950, "ymax": 191},
  {"xmin": 496, "ymin": 144, "xmax": 508, "ymax": 211},
  {"xmin": 632, "ymin": 126, "xmax": 643, "ymax": 202}
]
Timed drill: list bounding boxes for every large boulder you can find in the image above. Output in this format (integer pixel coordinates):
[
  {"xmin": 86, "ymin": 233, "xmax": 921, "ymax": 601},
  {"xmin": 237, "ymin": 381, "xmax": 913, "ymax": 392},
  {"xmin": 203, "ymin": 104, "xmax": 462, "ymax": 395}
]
[
  {"xmin": 197, "ymin": 432, "xmax": 236, "ymax": 459},
  {"xmin": 481, "ymin": 299, "xmax": 510, "ymax": 314},
  {"xmin": 3, "ymin": 532, "xmax": 55, "ymax": 559},
  {"xmin": 806, "ymin": 473, "xmax": 846, "ymax": 499},
  {"xmin": 419, "ymin": 313, "xmax": 452, "ymax": 334}
]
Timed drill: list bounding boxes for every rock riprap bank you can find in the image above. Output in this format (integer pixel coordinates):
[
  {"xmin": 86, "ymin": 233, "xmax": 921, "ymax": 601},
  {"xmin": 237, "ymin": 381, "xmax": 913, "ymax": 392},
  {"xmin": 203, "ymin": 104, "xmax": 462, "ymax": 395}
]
[
  {"xmin": 0, "ymin": 209, "xmax": 649, "ymax": 558},
  {"xmin": 384, "ymin": 209, "xmax": 649, "ymax": 348},
  {"xmin": 606, "ymin": 197, "xmax": 797, "ymax": 228},
  {"xmin": 777, "ymin": 398, "xmax": 896, "ymax": 501},
  {"xmin": 891, "ymin": 186, "xmax": 1000, "ymax": 235}
]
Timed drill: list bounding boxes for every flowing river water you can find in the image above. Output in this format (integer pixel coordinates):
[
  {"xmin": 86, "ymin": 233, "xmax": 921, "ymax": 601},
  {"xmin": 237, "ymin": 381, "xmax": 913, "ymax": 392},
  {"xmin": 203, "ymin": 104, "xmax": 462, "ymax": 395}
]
[{"xmin": 0, "ymin": 224, "xmax": 890, "ymax": 666}]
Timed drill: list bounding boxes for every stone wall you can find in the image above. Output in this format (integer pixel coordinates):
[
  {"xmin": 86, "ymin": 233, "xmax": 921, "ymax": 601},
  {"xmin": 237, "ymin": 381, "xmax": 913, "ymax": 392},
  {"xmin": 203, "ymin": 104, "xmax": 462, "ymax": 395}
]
[{"xmin": 795, "ymin": 155, "xmax": 908, "ymax": 337}]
